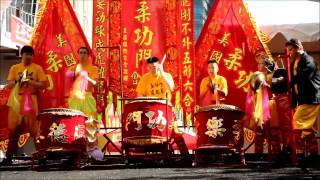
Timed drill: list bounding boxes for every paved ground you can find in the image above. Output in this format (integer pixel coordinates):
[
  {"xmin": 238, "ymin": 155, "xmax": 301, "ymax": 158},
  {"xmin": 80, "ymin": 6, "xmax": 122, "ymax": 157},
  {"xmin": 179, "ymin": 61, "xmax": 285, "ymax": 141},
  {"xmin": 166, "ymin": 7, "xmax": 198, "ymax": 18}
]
[
  {"xmin": 1, "ymin": 166, "xmax": 320, "ymax": 180},
  {"xmin": 1, "ymin": 154, "xmax": 320, "ymax": 180}
]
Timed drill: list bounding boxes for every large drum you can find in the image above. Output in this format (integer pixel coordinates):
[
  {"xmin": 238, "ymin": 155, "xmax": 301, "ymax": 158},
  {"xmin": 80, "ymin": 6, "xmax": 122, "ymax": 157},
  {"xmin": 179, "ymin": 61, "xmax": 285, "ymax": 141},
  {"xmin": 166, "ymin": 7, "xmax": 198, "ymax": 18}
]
[
  {"xmin": 195, "ymin": 104, "xmax": 244, "ymax": 149},
  {"xmin": 36, "ymin": 108, "xmax": 87, "ymax": 151},
  {"xmin": 122, "ymin": 98, "xmax": 173, "ymax": 146}
]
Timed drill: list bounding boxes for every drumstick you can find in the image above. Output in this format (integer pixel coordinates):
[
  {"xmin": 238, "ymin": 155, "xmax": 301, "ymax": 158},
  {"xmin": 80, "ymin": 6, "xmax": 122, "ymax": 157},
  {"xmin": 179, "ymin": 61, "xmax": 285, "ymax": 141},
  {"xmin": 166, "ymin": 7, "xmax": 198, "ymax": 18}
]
[{"xmin": 161, "ymin": 54, "xmax": 167, "ymax": 65}]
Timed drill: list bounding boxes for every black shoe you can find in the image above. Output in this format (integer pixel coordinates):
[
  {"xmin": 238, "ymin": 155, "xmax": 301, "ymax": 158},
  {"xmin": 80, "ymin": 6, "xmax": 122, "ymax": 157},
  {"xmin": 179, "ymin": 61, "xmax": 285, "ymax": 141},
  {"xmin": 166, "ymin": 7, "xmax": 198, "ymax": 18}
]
[
  {"xmin": 0, "ymin": 158, "xmax": 13, "ymax": 166},
  {"xmin": 91, "ymin": 158, "xmax": 105, "ymax": 165}
]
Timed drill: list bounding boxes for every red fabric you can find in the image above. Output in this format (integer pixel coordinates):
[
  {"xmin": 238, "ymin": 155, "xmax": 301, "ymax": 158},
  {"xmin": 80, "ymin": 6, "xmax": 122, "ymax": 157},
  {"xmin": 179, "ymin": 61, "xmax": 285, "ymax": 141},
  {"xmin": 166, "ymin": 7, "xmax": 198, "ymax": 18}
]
[
  {"xmin": 31, "ymin": 0, "xmax": 94, "ymax": 109},
  {"xmin": 195, "ymin": 0, "xmax": 271, "ymax": 111}
]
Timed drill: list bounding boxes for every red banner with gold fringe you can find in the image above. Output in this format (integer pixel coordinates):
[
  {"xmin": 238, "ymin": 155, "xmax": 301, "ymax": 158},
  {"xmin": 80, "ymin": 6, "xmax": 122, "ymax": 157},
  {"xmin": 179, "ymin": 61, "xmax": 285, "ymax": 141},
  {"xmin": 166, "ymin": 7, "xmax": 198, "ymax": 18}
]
[
  {"xmin": 31, "ymin": 0, "xmax": 94, "ymax": 109},
  {"xmin": 177, "ymin": 0, "xmax": 195, "ymax": 126},
  {"xmin": 195, "ymin": 0, "xmax": 272, "ymax": 110}
]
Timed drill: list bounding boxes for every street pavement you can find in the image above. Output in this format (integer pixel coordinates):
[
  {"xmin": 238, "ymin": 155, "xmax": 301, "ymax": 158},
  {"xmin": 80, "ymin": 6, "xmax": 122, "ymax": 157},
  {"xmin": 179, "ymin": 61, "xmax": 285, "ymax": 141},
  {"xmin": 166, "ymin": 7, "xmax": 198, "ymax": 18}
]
[{"xmin": 1, "ymin": 163, "xmax": 320, "ymax": 180}]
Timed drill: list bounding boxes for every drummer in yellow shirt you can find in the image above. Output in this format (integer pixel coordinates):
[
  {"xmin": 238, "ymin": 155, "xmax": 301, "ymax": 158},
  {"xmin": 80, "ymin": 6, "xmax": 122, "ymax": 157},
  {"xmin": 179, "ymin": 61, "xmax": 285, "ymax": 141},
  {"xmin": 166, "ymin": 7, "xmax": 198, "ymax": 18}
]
[
  {"xmin": 3, "ymin": 45, "xmax": 46, "ymax": 165},
  {"xmin": 199, "ymin": 59, "xmax": 228, "ymax": 106},
  {"xmin": 136, "ymin": 56, "xmax": 174, "ymax": 101}
]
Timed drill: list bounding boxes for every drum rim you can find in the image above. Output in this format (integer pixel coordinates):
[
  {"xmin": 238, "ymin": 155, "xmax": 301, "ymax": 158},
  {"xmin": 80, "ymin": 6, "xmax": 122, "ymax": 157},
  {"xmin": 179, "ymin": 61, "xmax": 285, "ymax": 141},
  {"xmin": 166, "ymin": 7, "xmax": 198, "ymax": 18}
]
[
  {"xmin": 124, "ymin": 98, "xmax": 173, "ymax": 106},
  {"xmin": 196, "ymin": 104, "xmax": 244, "ymax": 114},
  {"xmin": 38, "ymin": 108, "xmax": 87, "ymax": 117}
]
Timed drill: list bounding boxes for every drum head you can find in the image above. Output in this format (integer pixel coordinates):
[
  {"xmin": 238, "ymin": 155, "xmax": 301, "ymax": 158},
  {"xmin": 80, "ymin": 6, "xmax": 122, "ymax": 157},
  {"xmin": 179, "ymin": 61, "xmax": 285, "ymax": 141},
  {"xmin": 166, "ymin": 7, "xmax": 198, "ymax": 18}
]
[
  {"xmin": 197, "ymin": 104, "xmax": 244, "ymax": 114},
  {"xmin": 38, "ymin": 108, "xmax": 87, "ymax": 117},
  {"xmin": 125, "ymin": 97, "xmax": 172, "ymax": 106}
]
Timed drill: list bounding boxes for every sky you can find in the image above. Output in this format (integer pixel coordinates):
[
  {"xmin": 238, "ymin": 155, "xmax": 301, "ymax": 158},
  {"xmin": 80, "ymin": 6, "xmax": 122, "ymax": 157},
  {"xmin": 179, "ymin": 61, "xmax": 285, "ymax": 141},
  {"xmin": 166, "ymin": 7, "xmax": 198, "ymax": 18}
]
[{"xmin": 245, "ymin": 0, "xmax": 320, "ymax": 25}]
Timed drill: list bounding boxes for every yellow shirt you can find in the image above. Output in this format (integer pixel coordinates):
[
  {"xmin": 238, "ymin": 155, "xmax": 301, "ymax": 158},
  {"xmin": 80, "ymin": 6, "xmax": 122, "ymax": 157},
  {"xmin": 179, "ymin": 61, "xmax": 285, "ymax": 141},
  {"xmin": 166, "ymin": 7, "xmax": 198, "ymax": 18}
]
[
  {"xmin": 69, "ymin": 64, "xmax": 99, "ymax": 93},
  {"xmin": 7, "ymin": 62, "xmax": 46, "ymax": 93},
  {"xmin": 136, "ymin": 72, "xmax": 173, "ymax": 100},
  {"xmin": 200, "ymin": 75, "xmax": 228, "ymax": 102},
  {"xmin": 293, "ymin": 58, "xmax": 301, "ymax": 95}
]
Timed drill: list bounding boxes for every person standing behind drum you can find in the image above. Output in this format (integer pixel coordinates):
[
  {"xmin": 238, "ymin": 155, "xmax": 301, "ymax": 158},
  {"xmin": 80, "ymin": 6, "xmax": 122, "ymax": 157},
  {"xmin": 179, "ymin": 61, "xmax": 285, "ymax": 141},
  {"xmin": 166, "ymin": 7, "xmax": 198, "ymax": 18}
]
[
  {"xmin": 136, "ymin": 56, "xmax": 192, "ymax": 158},
  {"xmin": 68, "ymin": 47, "xmax": 98, "ymax": 117},
  {"xmin": 136, "ymin": 56, "xmax": 174, "ymax": 100},
  {"xmin": 262, "ymin": 58, "xmax": 294, "ymax": 163},
  {"xmin": 67, "ymin": 47, "xmax": 103, "ymax": 162},
  {"xmin": 199, "ymin": 59, "xmax": 228, "ymax": 106},
  {"xmin": 286, "ymin": 39, "xmax": 320, "ymax": 155},
  {"xmin": 1, "ymin": 46, "xmax": 46, "ymax": 165}
]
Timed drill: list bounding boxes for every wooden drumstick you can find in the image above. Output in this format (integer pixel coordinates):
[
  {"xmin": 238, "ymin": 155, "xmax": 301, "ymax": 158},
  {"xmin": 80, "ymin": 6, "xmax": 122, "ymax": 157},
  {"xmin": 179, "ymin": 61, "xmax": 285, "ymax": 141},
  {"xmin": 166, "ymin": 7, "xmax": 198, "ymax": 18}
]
[{"xmin": 161, "ymin": 54, "xmax": 167, "ymax": 66}]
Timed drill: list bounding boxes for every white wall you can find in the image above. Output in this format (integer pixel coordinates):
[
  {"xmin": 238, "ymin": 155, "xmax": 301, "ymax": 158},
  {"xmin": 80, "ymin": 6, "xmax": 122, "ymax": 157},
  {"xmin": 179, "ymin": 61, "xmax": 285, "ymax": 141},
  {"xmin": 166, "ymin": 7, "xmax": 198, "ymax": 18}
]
[{"xmin": 69, "ymin": 0, "xmax": 93, "ymax": 47}]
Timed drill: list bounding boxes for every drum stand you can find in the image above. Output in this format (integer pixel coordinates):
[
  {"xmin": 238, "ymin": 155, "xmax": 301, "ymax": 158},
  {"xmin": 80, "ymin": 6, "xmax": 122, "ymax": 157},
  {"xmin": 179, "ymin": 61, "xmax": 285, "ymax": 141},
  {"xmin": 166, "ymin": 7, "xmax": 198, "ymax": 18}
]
[{"xmin": 100, "ymin": 128, "xmax": 122, "ymax": 155}]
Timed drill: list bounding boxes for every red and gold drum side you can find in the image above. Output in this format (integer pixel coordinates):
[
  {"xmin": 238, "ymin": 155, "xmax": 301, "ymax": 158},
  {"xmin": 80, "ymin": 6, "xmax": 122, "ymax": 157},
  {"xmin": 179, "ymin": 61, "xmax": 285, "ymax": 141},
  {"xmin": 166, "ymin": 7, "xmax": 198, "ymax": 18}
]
[
  {"xmin": 195, "ymin": 104, "xmax": 244, "ymax": 149},
  {"xmin": 36, "ymin": 108, "xmax": 87, "ymax": 152},
  {"xmin": 122, "ymin": 98, "xmax": 173, "ymax": 146}
]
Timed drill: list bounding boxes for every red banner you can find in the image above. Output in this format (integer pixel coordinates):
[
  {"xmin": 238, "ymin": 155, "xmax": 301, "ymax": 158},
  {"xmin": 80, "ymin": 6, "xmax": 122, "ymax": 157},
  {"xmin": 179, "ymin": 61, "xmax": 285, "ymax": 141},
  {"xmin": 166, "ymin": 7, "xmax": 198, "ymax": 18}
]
[
  {"xmin": 121, "ymin": 0, "xmax": 166, "ymax": 96},
  {"xmin": 108, "ymin": 0, "xmax": 122, "ymax": 96},
  {"xmin": 31, "ymin": 0, "xmax": 93, "ymax": 109},
  {"xmin": 177, "ymin": 0, "xmax": 195, "ymax": 125},
  {"xmin": 195, "ymin": 0, "xmax": 271, "ymax": 110},
  {"xmin": 92, "ymin": 0, "xmax": 109, "ymax": 109}
]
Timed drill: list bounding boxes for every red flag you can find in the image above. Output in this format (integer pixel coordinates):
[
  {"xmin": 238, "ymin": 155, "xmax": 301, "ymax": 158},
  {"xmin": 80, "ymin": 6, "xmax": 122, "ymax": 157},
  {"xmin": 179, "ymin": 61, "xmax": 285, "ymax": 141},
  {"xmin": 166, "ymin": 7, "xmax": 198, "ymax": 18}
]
[
  {"xmin": 121, "ymin": 0, "xmax": 167, "ymax": 96},
  {"xmin": 31, "ymin": 0, "xmax": 93, "ymax": 109},
  {"xmin": 195, "ymin": 0, "xmax": 272, "ymax": 110}
]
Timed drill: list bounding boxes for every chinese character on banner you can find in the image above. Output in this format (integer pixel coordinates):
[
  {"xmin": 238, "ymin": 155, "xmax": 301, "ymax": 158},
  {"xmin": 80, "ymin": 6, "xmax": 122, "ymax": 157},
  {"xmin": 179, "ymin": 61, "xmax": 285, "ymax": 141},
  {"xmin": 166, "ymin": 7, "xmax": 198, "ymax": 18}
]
[
  {"xmin": 134, "ymin": 26, "xmax": 154, "ymax": 46},
  {"xmin": 181, "ymin": 8, "xmax": 191, "ymax": 21},
  {"xmin": 56, "ymin": 33, "xmax": 66, "ymax": 47},
  {"xmin": 95, "ymin": 25, "xmax": 105, "ymax": 37},
  {"xmin": 183, "ymin": 80, "xmax": 193, "ymax": 91},
  {"xmin": 46, "ymin": 50, "xmax": 63, "ymax": 72},
  {"xmin": 182, "ymin": 36, "xmax": 192, "ymax": 50},
  {"xmin": 218, "ymin": 32, "xmax": 230, "ymax": 47},
  {"xmin": 223, "ymin": 48, "xmax": 242, "ymax": 71},
  {"xmin": 97, "ymin": 0, "xmax": 105, "ymax": 10},
  {"xmin": 96, "ymin": 11, "xmax": 106, "ymax": 23},
  {"xmin": 183, "ymin": 93, "xmax": 194, "ymax": 107},
  {"xmin": 134, "ymin": 1, "xmax": 151, "ymax": 23},
  {"xmin": 209, "ymin": 50, "xmax": 223, "ymax": 63},
  {"xmin": 63, "ymin": 53, "xmax": 76, "ymax": 67},
  {"xmin": 135, "ymin": 49, "xmax": 152, "ymax": 68},
  {"xmin": 234, "ymin": 70, "xmax": 253, "ymax": 92}
]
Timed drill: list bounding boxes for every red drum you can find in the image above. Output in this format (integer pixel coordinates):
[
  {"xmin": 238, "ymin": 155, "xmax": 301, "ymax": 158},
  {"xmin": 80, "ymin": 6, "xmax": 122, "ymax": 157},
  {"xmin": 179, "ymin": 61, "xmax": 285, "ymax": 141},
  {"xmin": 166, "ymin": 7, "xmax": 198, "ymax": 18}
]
[
  {"xmin": 0, "ymin": 87, "xmax": 9, "ymax": 154},
  {"xmin": 0, "ymin": 87, "xmax": 9, "ymax": 139},
  {"xmin": 122, "ymin": 98, "xmax": 173, "ymax": 146},
  {"xmin": 195, "ymin": 104, "xmax": 244, "ymax": 149},
  {"xmin": 36, "ymin": 108, "xmax": 87, "ymax": 151}
]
